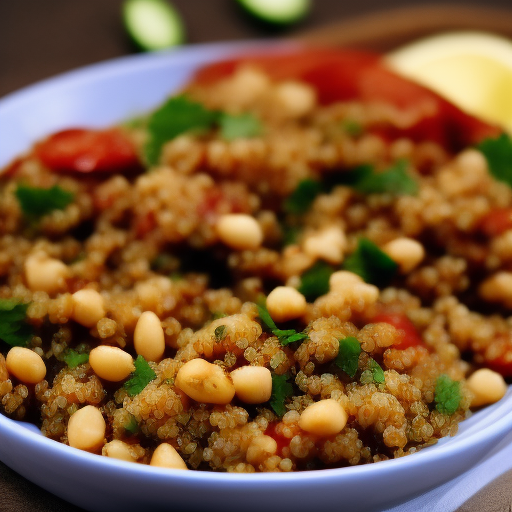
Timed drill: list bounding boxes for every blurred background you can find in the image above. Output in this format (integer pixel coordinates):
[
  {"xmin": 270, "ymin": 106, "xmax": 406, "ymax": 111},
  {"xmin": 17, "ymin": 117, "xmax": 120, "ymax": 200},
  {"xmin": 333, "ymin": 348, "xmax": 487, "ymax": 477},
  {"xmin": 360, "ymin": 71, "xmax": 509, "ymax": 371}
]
[{"xmin": 2, "ymin": 0, "xmax": 512, "ymax": 98}]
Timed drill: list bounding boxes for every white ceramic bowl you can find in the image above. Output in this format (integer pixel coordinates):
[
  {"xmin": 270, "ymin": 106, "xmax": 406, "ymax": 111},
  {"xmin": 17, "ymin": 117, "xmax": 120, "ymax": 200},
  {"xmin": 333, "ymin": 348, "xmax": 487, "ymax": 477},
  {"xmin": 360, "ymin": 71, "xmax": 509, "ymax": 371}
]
[{"xmin": 1, "ymin": 41, "xmax": 512, "ymax": 512}]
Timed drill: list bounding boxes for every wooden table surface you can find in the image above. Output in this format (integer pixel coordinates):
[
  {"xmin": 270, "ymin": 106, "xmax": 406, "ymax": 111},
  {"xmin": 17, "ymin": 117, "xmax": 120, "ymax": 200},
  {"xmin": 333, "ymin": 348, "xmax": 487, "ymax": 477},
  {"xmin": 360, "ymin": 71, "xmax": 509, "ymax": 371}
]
[{"xmin": 1, "ymin": 1, "xmax": 512, "ymax": 511}]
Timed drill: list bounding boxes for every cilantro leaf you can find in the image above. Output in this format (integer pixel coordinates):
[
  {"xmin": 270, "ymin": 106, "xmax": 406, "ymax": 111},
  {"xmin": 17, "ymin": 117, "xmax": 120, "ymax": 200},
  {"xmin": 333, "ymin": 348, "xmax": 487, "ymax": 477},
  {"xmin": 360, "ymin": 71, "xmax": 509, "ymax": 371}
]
[
  {"xmin": 219, "ymin": 112, "xmax": 262, "ymax": 141},
  {"xmin": 335, "ymin": 336, "xmax": 361, "ymax": 378},
  {"xmin": 124, "ymin": 415, "xmax": 139, "ymax": 435},
  {"xmin": 15, "ymin": 184, "xmax": 74, "ymax": 219},
  {"xmin": 328, "ymin": 160, "xmax": 417, "ymax": 196},
  {"xmin": 144, "ymin": 96, "xmax": 218, "ymax": 165},
  {"xmin": 283, "ymin": 179, "xmax": 323, "ymax": 215},
  {"xmin": 298, "ymin": 261, "xmax": 334, "ymax": 301},
  {"xmin": 124, "ymin": 355, "xmax": 157, "ymax": 396},
  {"xmin": 256, "ymin": 302, "xmax": 308, "ymax": 346},
  {"xmin": 368, "ymin": 358, "xmax": 385, "ymax": 384},
  {"xmin": 270, "ymin": 373, "xmax": 294, "ymax": 417},
  {"xmin": 62, "ymin": 349, "xmax": 89, "ymax": 369},
  {"xmin": 434, "ymin": 374, "xmax": 461, "ymax": 415},
  {"xmin": 478, "ymin": 133, "xmax": 512, "ymax": 187},
  {"xmin": 0, "ymin": 299, "xmax": 33, "ymax": 346},
  {"xmin": 343, "ymin": 238, "xmax": 398, "ymax": 288}
]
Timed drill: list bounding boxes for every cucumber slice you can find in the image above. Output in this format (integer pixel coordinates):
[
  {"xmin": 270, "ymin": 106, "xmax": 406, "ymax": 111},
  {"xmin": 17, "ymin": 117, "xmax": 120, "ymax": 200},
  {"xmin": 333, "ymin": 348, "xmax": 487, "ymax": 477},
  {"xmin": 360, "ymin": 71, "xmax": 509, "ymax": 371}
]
[
  {"xmin": 236, "ymin": 0, "xmax": 310, "ymax": 25},
  {"xmin": 123, "ymin": 0, "xmax": 185, "ymax": 51}
]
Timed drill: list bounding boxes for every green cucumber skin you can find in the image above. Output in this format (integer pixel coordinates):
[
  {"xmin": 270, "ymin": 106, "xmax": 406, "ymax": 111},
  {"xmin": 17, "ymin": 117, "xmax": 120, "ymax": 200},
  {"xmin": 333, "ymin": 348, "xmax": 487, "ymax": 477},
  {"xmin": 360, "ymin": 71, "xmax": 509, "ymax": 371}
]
[{"xmin": 236, "ymin": 0, "xmax": 311, "ymax": 25}]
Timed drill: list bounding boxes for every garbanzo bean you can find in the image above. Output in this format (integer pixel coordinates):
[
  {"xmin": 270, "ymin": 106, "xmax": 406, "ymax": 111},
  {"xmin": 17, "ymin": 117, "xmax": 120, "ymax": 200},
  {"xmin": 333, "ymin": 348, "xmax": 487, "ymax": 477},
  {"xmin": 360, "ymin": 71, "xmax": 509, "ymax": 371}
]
[
  {"xmin": 89, "ymin": 346, "xmax": 134, "ymax": 382},
  {"xmin": 150, "ymin": 443, "xmax": 188, "ymax": 470},
  {"xmin": 303, "ymin": 226, "xmax": 346, "ymax": 264},
  {"xmin": 5, "ymin": 347, "xmax": 46, "ymax": 384},
  {"xmin": 266, "ymin": 286, "xmax": 307, "ymax": 323},
  {"xmin": 466, "ymin": 368, "xmax": 507, "ymax": 407},
  {"xmin": 102, "ymin": 440, "xmax": 137, "ymax": 462},
  {"xmin": 230, "ymin": 366, "xmax": 272, "ymax": 404},
  {"xmin": 67, "ymin": 405, "xmax": 106, "ymax": 452},
  {"xmin": 298, "ymin": 399, "xmax": 348, "ymax": 437},
  {"xmin": 24, "ymin": 252, "xmax": 69, "ymax": 294},
  {"xmin": 382, "ymin": 237, "xmax": 425, "ymax": 274},
  {"xmin": 71, "ymin": 289, "xmax": 106, "ymax": 327},
  {"xmin": 134, "ymin": 311, "xmax": 165, "ymax": 362},
  {"xmin": 175, "ymin": 359, "xmax": 235, "ymax": 404},
  {"xmin": 215, "ymin": 214, "xmax": 263, "ymax": 250}
]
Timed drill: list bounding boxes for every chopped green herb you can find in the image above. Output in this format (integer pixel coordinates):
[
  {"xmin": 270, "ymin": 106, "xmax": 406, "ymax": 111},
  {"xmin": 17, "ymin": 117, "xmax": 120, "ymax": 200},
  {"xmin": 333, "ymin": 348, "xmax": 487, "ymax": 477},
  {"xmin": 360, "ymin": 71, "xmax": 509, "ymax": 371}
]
[
  {"xmin": 298, "ymin": 261, "xmax": 334, "ymax": 301},
  {"xmin": 214, "ymin": 324, "xmax": 228, "ymax": 342},
  {"xmin": 219, "ymin": 112, "xmax": 262, "ymax": 141},
  {"xmin": 434, "ymin": 374, "xmax": 461, "ymax": 415},
  {"xmin": 124, "ymin": 355, "xmax": 157, "ymax": 396},
  {"xmin": 270, "ymin": 373, "xmax": 294, "ymax": 417},
  {"xmin": 283, "ymin": 179, "xmax": 323, "ymax": 215},
  {"xmin": 343, "ymin": 238, "xmax": 398, "ymax": 288},
  {"xmin": 478, "ymin": 133, "xmax": 512, "ymax": 188},
  {"xmin": 144, "ymin": 96, "xmax": 218, "ymax": 165},
  {"xmin": 124, "ymin": 415, "xmax": 139, "ymax": 435},
  {"xmin": 256, "ymin": 302, "xmax": 308, "ymax": 346},
  {"xmin": 212, "ymin": 311, "xmax": 228, "ymax": 320},
  {"xmin": 0, "ymin": 299, "xmax": 33, "ymax": 347},
  {"xmin": 281, "ymin": 224, "xmax": 301, "ymax": 246},
  {"xmin": 62, "ymin": 349, "xmax": 89, "ymax": 369},
  {"xmin": 335, "ymin": 336, "xmax": 361, "ymax": 378},
  {"xmin": 368, "ymin": 358, "xmax": 385, "ymax": 384},
  {"xmin": 342, "ymin": 119, "xmax": 364, "ymax": 137},
  {"xmin": 15, "ymin": 184, "xmax": 74, "ymax": 219},
  {"xmin": 332, "ymin": 160, "xmax": 417, "ymax": 196}
]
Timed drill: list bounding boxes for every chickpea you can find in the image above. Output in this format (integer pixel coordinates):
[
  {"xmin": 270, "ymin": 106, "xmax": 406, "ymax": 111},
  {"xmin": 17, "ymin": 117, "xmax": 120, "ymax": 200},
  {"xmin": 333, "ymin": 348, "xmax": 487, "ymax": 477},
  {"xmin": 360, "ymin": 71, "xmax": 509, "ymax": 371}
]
[
  {"xmin": 102, "ymin": 440, "xmax": 137, "ymax": 462},
  {"xmin": 134, "ymin": 311, "xmax": 165, "ymax": 362},
  {"xmin": 24, "ymin": 252, "xmax": 69, "ymax": 294},
  {"xmin": 230, "ymin": 366, "xmax": 272, "ymax": 404},
  {"xmin": 273, "ymin": 81, "xmax": 316, "ymax": 118},
  {"xmin": 89, "ymin": 346, "xmax": 134, "ymax": 382},
  {"xmin": 150, "ymin": 443, "xmax": 188, "ymax": 470},
  {"xmin": 298, "ymin": 399, "xmax": 348, "ymax": 437},
  {"xmin": 215, "ymin": 214, "xmax": 263, "ymax": 250},
  {"xmin": 246, "ymin": 435, "xmax": 278, "ymax": 465},
  {"xmin": 382, "ymin": 237, "xmax": 425, "ymax": 274},
  {"xmin": 175, "ymin": 359, "xmax": 235, "ymax": 404},
  {"xmin": 303, "ymin": 226, "xmax": 346, "ymax": 265},
  {"xmin": 6, "ymin": 347, "xmax": 46, "ymax": 384},
  {"xmin": 329, "ymin": 271, "xmax": 363, "ymax": 289},
  {"xmin": 467, "ymin": 368, "xmax": 507, "ymax": 408},
  {"xmin": 67, "ymin": 405, "xmax": 106, "ymax": 453},
  {"xmin": 266, "ymin": 286, "xmax": 307, "ymax": 322},
  {"xmin": 479, "ymin": 272, "xmax": 512, "ymax": 308},
  {"xmin": 71, "ymin": 289, "xmax": 106, "ymax": 327}
]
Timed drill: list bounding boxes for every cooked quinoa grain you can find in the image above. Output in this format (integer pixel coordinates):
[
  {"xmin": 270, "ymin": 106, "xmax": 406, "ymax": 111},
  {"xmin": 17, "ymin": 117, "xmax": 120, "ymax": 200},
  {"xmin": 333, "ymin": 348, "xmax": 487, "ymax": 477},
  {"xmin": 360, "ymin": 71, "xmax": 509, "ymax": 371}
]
[{"xmin": 0, "ymin": 47, "xmax": 510, "ymax": 473}]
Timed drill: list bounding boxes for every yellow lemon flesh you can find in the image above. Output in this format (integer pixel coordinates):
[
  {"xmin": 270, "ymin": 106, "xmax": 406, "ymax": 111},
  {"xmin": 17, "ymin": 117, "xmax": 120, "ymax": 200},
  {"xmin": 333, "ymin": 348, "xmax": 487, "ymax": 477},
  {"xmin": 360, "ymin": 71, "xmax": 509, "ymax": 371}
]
[{"xmin": 386, "ymin": 32, "xmax": 512, "ymax": 133}]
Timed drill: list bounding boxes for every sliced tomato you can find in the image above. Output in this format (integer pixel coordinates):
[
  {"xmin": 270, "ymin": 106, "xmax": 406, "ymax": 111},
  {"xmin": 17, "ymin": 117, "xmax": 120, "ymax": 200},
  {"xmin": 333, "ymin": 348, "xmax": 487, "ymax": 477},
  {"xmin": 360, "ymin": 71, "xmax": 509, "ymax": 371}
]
[
  {"xmin": 371, "ymin": 312, "xmax": 424, "ymax": 349},
  {"xmin": 479, "ymin": 208, "xmax": 512, "ymax": 237},
  {"xmin": 35, "ymin": 128, "xmax": 140, "ymax": 173},
  {"xmin": 264, "ymin": 421, "xmax": 290, "ymax": 456},
  {"xmin": 191, "ymin": 48, "xmax": 501, "ymax": 152}
]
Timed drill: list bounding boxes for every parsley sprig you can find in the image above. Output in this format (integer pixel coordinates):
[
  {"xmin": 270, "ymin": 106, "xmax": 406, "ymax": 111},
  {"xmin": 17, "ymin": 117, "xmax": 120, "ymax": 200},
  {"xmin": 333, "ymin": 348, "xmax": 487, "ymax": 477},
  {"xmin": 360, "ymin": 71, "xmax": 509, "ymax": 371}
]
[
  {"xmin": 0, "ymin": 299, "xmax": 33, "ymax": 346},
  {"xmin": 124, "ymin": 355, "xmax": 157, "ymax": 396},
  {"xmin": 434, "ymin": 374, "xmax": 461, "ymax": 415},
  {"xmin": 270, "ymin": 373, "xmax": 294, "ymax": 417},
  {"xmin": 297, "ymin": 261, "xmax": 334, "ymax": 301},
  {"xmin": 478, "ymin": 133, "xmax": 512, "ymax": 188},
  {"xmin": 62, "ymin": 349, "xmax": 89, "ymax": 369},
  {"xmin": 15, "ymin": 184, "xmax": 74, "ymax": 219},
  {"xmin": 144, "ymin": 96, "xmax": 263, "ymax": 164},
  {"xmin": 335, "ymin": 336, "xmax": 361, "ymax": 378},
  {"xmin": 256, "ymin": 302, "xmax": 308, "ymax": 346}
]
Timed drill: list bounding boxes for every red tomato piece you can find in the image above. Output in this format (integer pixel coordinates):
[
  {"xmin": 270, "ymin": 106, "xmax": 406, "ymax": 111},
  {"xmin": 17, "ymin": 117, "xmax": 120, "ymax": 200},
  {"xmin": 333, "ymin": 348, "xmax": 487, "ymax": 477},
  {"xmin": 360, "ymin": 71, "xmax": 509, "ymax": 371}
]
[
  {"xmin": 479, "ymin": 208, "xmax": 512, "ymax": 237},
  {"xmin": 264, "ymin": 421, "xmax": 290, "ymax": 456},
  {"xmin": 372, "ymin": 312, "xmax": 424, "ymax": 349},
  {"xmin": 191, "ymin": 48, "xmax": 501, "ymax": 152},
  {"xmin": 35, "ymin": 128, "xmax": 140, "ymax": 173}
]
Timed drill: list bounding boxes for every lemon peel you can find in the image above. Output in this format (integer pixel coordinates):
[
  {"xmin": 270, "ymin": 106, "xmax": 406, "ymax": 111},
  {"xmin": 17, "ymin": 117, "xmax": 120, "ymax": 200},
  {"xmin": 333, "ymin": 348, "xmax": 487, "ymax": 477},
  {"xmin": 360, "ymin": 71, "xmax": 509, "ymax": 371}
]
[{"xmin": 386, "ymin": 32, "xmax": 512, "ymax": 133}]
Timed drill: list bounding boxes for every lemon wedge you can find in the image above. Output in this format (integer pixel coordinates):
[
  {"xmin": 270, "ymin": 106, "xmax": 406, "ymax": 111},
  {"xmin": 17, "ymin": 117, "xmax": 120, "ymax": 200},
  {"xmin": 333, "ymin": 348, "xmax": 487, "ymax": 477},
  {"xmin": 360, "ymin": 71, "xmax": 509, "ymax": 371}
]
[{"xmin": 386, "ymin": 32, "xmax": 512, "ymax": 132}]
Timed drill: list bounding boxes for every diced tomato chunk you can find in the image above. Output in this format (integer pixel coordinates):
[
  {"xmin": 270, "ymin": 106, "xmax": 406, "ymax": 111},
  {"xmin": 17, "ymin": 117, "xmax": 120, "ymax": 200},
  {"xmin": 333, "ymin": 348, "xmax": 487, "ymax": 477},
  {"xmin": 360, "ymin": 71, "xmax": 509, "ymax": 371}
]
[
  {"xmin": 191, "ymin": 48, "xmax": 501, "ymax": 152},
  {"xmin": 372, "ymin": 312, "xmax": 424, "ymax": 349},
  {"xmin": 479, "ymin": 208, "xmax": 512, "ymax": 237},
  {"xmin": 35, "ymin": 128, "xmax": 140, "ymax": 173}
]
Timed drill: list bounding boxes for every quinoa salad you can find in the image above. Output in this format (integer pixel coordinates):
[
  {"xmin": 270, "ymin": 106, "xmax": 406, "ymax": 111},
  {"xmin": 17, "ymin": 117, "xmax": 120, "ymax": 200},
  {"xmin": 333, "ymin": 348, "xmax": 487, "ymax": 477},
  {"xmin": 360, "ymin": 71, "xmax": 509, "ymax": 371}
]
[{"xmin": 0, "ymin": 47, "xmax": 511, "ymax": 473}]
